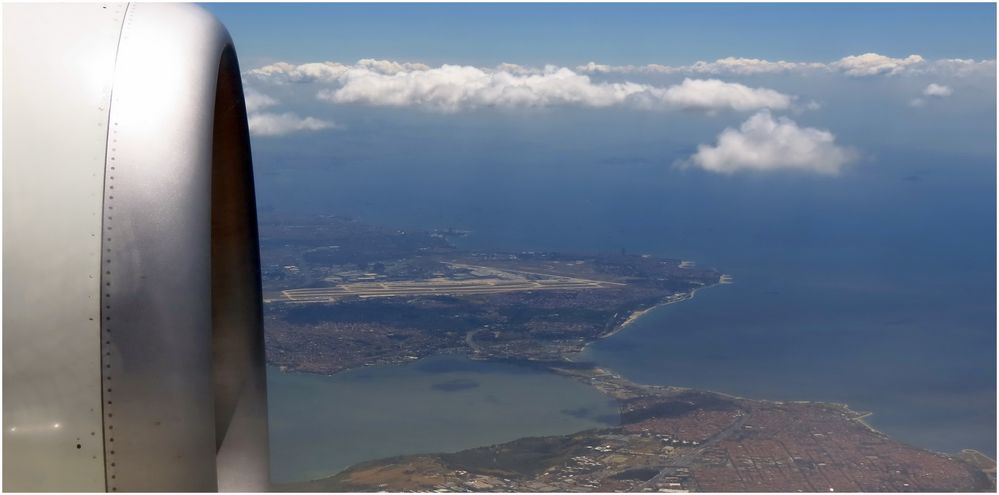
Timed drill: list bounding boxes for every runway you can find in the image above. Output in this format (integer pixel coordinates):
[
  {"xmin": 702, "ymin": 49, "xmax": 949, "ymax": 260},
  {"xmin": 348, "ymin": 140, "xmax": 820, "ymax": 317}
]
[{"xmin": 268, "ymin": 268, "xmax": 623, "ymax": 303}]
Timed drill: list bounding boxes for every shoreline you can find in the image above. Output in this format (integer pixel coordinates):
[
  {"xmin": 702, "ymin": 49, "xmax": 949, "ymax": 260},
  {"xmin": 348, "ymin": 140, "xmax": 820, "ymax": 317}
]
[
  {"xmin": 272, "ymin": 268, "xmax": 996, "ymax": 487},
  {"xmin": 586, "ymin": 278, "xmax": 722, "ymax": 350},
  {"xmin": 566, "ymin": 276, "xmax": 995, "ymax": 465}
]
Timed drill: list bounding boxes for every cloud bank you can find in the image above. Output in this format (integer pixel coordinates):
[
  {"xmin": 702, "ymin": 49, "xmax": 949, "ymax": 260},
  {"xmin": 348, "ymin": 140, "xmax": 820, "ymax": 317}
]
[
  {"xmin": 575, "ymin": 53, "xmax": 995, "ymax": 78},
  {"xmin": 578, "ymin": 57, "xmax": 826, "ymax": 76},
  {"xmin": 687, "ymin": 111, "xmax": 856, "ymax": 175},
  {"xmin": 248, "ymin": 62, "xmax": 795, "ymax": 113},
  {"xmin": 246, "ymin": 59, "xmax": 432, "ymax": 83},
  {"xmin": 831, "ymin": 53, "xmax": 925, "ymax": 76}
]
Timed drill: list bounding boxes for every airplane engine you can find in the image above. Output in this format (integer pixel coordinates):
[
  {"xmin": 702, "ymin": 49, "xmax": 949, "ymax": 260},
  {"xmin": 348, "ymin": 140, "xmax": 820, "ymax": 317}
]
[{"xmin": 3, "ymin": 3, "xmax": 270, "ymax": 491}]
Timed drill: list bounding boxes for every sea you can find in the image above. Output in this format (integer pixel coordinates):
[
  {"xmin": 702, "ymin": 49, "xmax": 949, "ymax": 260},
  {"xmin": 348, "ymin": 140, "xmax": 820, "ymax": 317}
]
[
  {"xmin": 257, "ymin": 109, "xmax": 996, "ymax": 482},
  {"xmin": 267, "ymin": 356, "xmax": 618, "ymax": 483}
]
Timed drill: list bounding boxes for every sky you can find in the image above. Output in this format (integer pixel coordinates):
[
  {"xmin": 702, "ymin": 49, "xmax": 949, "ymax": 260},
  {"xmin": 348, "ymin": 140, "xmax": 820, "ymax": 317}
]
[
  {"xmin": 206, "ymin": 3, "xmax": 996, "ymax": 67},
  {"xmin": 201, "ymin": 2, "xmax": 996, "ymax": 175}
]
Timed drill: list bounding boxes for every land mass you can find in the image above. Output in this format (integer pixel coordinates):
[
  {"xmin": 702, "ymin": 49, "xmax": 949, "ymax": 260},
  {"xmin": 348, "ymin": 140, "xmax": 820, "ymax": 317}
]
[
  {"xmin": 261, "ymin": 214, "xmax": 719, "ymax": 375},
  {"xmin": 259, "ymin": 214, "xmax": 995, "ymax": 492}
]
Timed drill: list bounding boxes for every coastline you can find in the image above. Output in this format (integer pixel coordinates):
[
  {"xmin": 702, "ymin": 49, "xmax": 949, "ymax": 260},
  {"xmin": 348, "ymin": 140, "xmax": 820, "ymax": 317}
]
[
  {"xmin": 569, "ymin": 278, "xmax": 895, "ymax": 445},
  {"xmin": 272, "ymin": 268, "xmax": 996, "ymax": 489},
  {"xmin": 589, "ymin": 277, "xmax": 723, "ymax": 346},
  {"xmin": 568, "ymin": 280, "xmax": 996, "ymax": 469}
]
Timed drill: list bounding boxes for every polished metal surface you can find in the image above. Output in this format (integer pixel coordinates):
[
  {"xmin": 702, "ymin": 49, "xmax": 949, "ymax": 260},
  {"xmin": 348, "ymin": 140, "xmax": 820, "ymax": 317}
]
[
  {"xmin": 2, "ymin": 4, "xmax": 124, "ymax": 491},
  {"xmin": 101, "ymin": 3, "xmax": 269, "ymax": 491},
  {"xmin": 211, "ymin": 45, "xmax": 272, "ymax": 493},
  {"xmin": 4, "ymin": 3, "xmax": 270, "ymax": 491}
]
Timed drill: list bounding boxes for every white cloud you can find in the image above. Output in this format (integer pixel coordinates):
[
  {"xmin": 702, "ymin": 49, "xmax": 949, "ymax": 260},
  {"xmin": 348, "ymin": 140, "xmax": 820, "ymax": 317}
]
[
  {"xmin": 247, "ymin": 111, "xmax": 334, "ymax": 137},
  {"xmin": 641, "ymin": 78, "xmax": 793, "ymax": 112},
  {"xmin": 243, "ymin": 55, "xmax": 993, "ymax": 115},
  {"xmin": 910, "ymin": 82, "xmax": 954, "ymax": 107},
  {"xmin": 687, "ymin": 111, "xmax": 856, "ymax": 175},
  {"xmin": 248, "ymin": 61, "xmax": 793, "ymax": 113},
  {"xmin": 494, "ymin": 63, "xmax": 544, "ymax": 75},
  {"xmin": 244, "ymin": 87, "xmax": 278, "ymax": 112},
  {"xmin": 576, "ymin": 58, "xmax": 822, "ymax": 75},
  {"xmin": 923, "ymin": 83, "xmax": 953, "ymax": 97},
  {"xmin": 575, "ymin": 61, "xmax": 619, "ymax": 74},
  {"xmin": 355, "ymin": 58, "xmax": 432, "ymax": 75},
  {"xmin": 246, "ymin": 59, "xmax": 430, "ymax": 83},
  {"xmin": 689, "ymin": 57, "xmax": 827, "ymax": 75},
  {"xmin": 246, "ymin": 61, "xmax": 347, "ymax": 83},
  {"xmin": 830, "ymin": 53, "xmax": 925, "ymax": 76},
  {"xmin": 319, "ymin": 64, "xmax": 649, "ymax": 111},
  {"xmin": 241, "ymin": 88, "xmax": 335, "ymax": 137},
  {"xmin": 924, "ymin": 58, "xmax": 996, "ymax": 78},
  {"xmin": 575, "ymin": 53, "xmax": 993, "ymax": 78}
]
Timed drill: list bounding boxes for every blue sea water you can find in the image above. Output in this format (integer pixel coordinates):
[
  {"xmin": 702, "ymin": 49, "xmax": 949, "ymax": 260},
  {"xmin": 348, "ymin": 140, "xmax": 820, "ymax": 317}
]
[{"xmin": 256, "ymin": 110, "xmax": 996, "ymax": 463}]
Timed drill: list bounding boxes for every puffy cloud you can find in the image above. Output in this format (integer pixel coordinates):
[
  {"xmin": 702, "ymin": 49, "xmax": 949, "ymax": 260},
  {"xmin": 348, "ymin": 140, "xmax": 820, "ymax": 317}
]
[
  {"xmin": 318, "ymin": 65, "xmax": 653, "ymax": 111},
  {"xmin": 922, "ymin": 83, "xmax": 953, "ymax": 97},
  {"xmin": 641, "ymin": 78, "xmax": 793, "ymax": 112},
  {"xmin": 246, "ymin": 61, "xmax": 349, "ymax": 83},
  {"xmin": 830, "ymin": 53, "xmax": 925, "ymax": 76},
  {"xmin": 248, "ymin": 112, "xmax": 335, "ymax": 137},
  {"xmin": 251, "ymin": 61, "xmax": 794, "ymax": 112},
  {"xmin": 355, "ymin": 58, "xmax": 431, "ymax": 75},
  {"xmin": 910, "ymin": 83, "xmax": 954, "ymax": 107},
  {"xmin": 687, "ymin": 111, "xmax": 856, "ymax": 175}
]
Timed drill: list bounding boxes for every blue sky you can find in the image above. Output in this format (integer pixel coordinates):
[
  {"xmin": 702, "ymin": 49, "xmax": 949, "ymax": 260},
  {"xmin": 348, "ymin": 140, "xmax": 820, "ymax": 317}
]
[
  {"xmin": 206, "ymin": 3, "xmax": 995, "ymax": 67},
  {"xmin": 207, "ymin": 3, "xmax": 996, "ymax": 174}
]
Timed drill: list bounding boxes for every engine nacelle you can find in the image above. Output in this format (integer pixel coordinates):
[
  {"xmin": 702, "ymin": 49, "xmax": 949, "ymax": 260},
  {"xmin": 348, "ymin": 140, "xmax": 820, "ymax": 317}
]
[{"xmin": 3, "ymin": 3, "xmax": 269, "ymax": 491}]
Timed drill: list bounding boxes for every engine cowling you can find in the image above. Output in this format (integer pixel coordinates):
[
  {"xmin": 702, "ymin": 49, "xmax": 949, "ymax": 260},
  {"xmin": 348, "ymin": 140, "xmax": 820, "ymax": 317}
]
[{"xmin": 3, "ymin": 3, "xmax": 269, "ymax": 491}]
